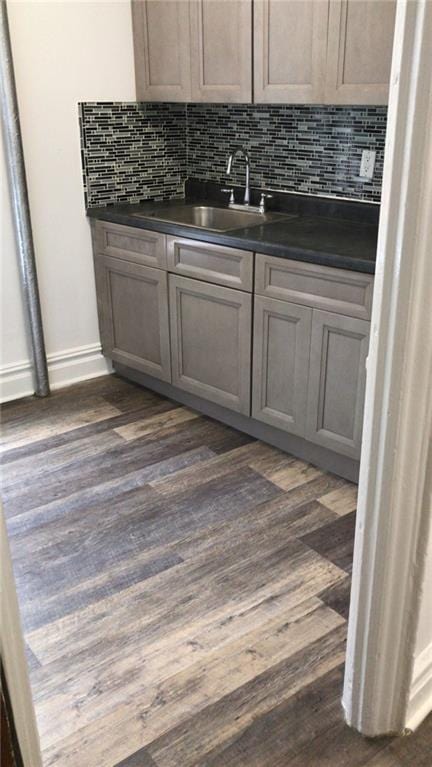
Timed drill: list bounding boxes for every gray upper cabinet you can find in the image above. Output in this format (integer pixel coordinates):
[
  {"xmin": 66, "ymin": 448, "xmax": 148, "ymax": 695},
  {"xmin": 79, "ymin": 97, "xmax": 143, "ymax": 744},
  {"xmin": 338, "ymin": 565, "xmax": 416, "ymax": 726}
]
[
  {"xmin": 305, "ymin": 309, "xmax": 370, "ymax": 459},
  {"xmin": 132, "ymin": 0, "xmax": 395, "ymax": 105},
  {"xmin": 325, "ymin": 0, "xmax": 397, "ymax": 105},
  {"xmin": 252, "ymin": 295, "xmax": 312, "ymax": 436},
  {"xmin": 254, "ymin": 0, "xmax": 329, "ymax": 104},
  {"xmin": 132, "ymin": 0, "xmax": 252, "ymax": 103},
  {"xmin": 94, "ymin": 255, "xmax": 171, "ymax": 382},
  {"xmin": 132, "ymin": 0, "xmax": 192, "ymax": 101},
  {"xmin": 169, "ymin": 274, "xmax": 252, "ymax": 414},
  {"xmin": 189, "ymin": 0, "xmax": 252, "ymax": 103}
]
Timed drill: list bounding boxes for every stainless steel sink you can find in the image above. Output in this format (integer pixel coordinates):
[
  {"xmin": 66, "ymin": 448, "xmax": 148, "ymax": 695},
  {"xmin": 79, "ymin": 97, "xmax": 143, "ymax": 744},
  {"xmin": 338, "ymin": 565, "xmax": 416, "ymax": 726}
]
[{"xmin": 130, "ymin": 205, "xmax": 288, "ymax": 232}]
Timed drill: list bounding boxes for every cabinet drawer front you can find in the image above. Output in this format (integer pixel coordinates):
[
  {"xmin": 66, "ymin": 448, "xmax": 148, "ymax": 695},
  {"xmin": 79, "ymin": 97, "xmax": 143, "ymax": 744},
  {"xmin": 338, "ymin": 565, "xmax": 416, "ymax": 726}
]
[
  {"xmin": 95, "ymin": 221, "xmax": 166, "ymax": 269},
  {"xmin": 94, "ymin": 256, "xmax": 171, "ymax": 382},
  {"xmin": 167, "ymin": 236, "xmax": 253, "ymax": 291},
  {"xmin": 305, "ymin": 309, "xmax": 370, "ymax": 459},
  {"xmin": 252, "ymin": 296, "xmax": 312, "ymax": 437},
  {"xmin": 255, "ymin": 254, "xmax": 374, "ymax": 319},
  {"xmin": 169, "ymin": 274, "xmax": 252, "ymax": 414}
]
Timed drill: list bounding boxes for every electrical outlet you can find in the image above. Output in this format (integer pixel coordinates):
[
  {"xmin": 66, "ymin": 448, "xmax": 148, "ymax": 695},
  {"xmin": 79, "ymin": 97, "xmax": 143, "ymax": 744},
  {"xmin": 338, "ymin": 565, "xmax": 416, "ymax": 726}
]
[{"xmin": 359, "ymin": 149, "xmax": 376, "ymax": 180}]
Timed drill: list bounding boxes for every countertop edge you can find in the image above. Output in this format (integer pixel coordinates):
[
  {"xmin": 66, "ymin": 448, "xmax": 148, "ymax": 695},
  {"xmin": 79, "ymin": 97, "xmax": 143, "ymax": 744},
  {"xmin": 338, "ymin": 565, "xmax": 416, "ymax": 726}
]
[{"xmin": 87, "ymin": 207, "xmax": 376, "ymax": 276}]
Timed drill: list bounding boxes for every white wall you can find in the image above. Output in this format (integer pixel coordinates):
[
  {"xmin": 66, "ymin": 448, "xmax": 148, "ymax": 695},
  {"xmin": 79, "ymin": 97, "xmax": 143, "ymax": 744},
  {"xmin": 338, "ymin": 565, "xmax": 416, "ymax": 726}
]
[
  {"xmin": 1, "ymin": 0, "xmax": 136, "ymax": 402},
  {"xmin": 1, "ymin": 135, "xmax": 33, "ymax": 400}
]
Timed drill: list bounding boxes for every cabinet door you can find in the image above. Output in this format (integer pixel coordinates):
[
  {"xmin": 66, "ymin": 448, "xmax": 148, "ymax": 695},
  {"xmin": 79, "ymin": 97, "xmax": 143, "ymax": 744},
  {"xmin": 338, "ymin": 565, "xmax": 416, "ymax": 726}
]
[
  {"xmin": 190, "ymin": 0, "xmax": 252, "ymax": 103},
  {"xmin": 306, "ymin": 309, "xmax": 370, "ymax": 458},
  {"xmin": 169, "ymin": 274, "xmax": 252, "ymax": 414},
  {"xmin": 325, "ymin": 0, "xmax": 396, "ymax": 104},
  {"xmin": 254, "ymin": 0, "xmax": 329, "ymax": 103},
  {"xmin": 252, "ymin": 296, "xmax": 312, "ymax": 436},
  {"xmin": 132, "ymin": 0, "xmax": 191, "ymax": 101},
  {"xmin": 95, "ymin": 256, "xmax": 171, "ymax": 381}
]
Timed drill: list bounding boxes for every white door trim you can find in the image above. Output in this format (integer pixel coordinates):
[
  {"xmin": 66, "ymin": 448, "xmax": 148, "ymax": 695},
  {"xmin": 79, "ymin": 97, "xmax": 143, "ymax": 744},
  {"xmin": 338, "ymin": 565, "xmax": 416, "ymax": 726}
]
[
  {"xmin": 343, "ymin": 0, "xmax": 432, "ymax": 736},
  {"xmin": 1, "ymin": 506, "xmax": 43, "ymax": 766}
]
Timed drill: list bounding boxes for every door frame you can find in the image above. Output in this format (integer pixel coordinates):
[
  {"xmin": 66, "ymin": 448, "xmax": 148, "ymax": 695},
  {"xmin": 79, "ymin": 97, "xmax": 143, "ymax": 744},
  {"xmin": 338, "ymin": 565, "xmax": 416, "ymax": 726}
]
[
  {"xmin": 2, "ymin": 0, "xmax": 431, "ymax": 747},
  {"xmin": 1, "ymin": 506, "xmax": 43, "ymax": 766},
  {"xmin": 343, "ymin": 0, "xmax": 432, "ymax": 735}
]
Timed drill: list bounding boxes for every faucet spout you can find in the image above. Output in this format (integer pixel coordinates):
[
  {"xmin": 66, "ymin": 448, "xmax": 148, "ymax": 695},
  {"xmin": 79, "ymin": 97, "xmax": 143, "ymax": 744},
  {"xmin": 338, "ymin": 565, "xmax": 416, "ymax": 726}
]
[{"xmin": 226, "ymin": 146, "xmax": 250, "ymax": 205}]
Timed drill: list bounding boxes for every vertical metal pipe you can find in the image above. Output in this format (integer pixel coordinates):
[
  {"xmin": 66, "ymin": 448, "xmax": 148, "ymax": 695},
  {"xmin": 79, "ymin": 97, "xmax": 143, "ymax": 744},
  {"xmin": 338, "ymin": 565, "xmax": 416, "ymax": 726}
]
[{"xmin": 0, "ymin": 0, "xmax": 49, "ymax": 397}]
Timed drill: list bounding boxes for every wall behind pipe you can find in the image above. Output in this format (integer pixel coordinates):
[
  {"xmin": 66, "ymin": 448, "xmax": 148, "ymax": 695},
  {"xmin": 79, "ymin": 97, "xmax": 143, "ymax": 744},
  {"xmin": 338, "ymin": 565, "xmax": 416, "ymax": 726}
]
[{"xmin": 1, "ymin": 0, "xmax": 135, "ymax": 402}]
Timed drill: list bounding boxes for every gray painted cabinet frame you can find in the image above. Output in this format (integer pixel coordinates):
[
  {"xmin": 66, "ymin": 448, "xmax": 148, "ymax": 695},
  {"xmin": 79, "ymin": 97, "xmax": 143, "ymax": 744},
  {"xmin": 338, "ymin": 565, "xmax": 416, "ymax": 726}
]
[{"xmin": 94, "ymin": 255, "xmax": 171, "ymax": 382}]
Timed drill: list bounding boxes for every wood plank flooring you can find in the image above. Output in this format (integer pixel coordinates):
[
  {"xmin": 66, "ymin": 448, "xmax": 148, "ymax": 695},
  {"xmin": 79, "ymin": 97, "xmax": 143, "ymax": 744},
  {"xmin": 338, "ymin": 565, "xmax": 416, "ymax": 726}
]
[{"xmin": 1, "ymin": 375, "xmax": 431, "ymax": 767}]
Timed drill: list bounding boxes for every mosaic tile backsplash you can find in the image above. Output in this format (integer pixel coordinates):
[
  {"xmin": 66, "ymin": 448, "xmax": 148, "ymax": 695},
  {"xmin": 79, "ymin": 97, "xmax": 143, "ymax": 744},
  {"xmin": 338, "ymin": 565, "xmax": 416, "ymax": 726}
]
[
  {"xmin": 187, "ymin": 104, "xmax": 386, "ymax": 202},
  {"xmin": 79, "ymin": 102, "xmax": 387, "ymax": 208},
  {"xmin": 79, "ymin": 102, "xmax": 186, "ymax": 207}
]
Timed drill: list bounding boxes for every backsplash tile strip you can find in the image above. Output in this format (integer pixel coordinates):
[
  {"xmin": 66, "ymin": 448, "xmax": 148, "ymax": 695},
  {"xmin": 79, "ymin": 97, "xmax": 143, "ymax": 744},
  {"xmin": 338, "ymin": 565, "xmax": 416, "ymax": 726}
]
[
  {"xmin": 79, "ymin": 102, "xmax": 187, "ymax": 208},
  {"xmin": 186, "ymin": 104, "xmax": 386, "ymax": 202},
  {"xmin": 79, "ymin": 102, "xmax": 387, "ymax": 208}
]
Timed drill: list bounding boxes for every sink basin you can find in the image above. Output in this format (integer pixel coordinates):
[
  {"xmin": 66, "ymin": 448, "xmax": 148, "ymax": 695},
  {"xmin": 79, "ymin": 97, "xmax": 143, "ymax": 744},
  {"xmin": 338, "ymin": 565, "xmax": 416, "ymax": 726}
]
[{"xmin": 131, "ymin": 205, "xmax": 288, "ymax": 232}]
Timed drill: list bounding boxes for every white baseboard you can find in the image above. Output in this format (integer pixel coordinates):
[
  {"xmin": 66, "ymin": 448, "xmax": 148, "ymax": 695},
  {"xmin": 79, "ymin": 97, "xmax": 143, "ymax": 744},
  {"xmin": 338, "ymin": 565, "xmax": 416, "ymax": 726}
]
[
  {"xmin": 406, "ymin": 642, "xmax": 432, "ymax": 731},
  {"xmin": 0, "ymin": 343, "xmax": 112, "ymax": 403}
]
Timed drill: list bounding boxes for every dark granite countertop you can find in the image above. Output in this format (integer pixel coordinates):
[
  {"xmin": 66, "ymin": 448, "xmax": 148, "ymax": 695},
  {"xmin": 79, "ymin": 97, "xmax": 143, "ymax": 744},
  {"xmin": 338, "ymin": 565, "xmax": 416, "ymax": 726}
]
[{"xmin": 87, "ymin": 182, "xmax": 379, "ymax": 274}]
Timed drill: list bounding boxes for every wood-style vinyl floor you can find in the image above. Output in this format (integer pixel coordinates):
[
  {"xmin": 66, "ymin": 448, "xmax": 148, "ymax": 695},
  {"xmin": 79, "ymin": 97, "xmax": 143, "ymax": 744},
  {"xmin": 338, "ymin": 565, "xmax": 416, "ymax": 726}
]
[{"xmin": 1, "ymin": 375, "xmax": 431, "ymax": 767}]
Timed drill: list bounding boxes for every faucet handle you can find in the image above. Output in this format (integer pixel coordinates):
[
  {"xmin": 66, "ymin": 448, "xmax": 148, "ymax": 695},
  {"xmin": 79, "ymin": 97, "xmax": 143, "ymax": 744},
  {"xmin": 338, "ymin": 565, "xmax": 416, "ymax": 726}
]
[
  {"xmin": 259, "ymin": 193, "xmax": 273, "ymax": 213},
  {"xmin": 221, "ymin": 187, "xmax": 235, "ymax": 205}
]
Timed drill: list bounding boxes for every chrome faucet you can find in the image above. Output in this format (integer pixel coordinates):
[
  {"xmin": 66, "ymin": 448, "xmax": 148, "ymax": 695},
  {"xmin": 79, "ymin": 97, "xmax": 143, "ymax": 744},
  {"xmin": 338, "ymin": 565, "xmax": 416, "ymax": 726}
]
[
  {"xmin": 226, "ymin": 146, "xmax": 250, "ymax": 205},
  {"xmin": 223, "ymin": 146, "xmax": 273, "ymax": 214}
]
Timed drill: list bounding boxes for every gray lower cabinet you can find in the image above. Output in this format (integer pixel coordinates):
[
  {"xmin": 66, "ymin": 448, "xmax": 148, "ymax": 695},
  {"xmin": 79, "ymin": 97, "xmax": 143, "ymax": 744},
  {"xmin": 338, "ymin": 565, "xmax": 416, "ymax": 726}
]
[
  {"xmin": 169, "ymin": 274, "xmax": 252, "ymax": 415},
  {"xmin": 252, "ymin": 295, "xmax": 312, "ymax": 436},
  {"xmin": 94, "ymin": 255, "xmax": 171, "ymax": 382},
  {"xmin": 91, "ymin": 220, "xmax": 372, "ymax": 471},
  {"xmin": 305, "ymin": 309, "xmax": 370, "ymax": 459}
]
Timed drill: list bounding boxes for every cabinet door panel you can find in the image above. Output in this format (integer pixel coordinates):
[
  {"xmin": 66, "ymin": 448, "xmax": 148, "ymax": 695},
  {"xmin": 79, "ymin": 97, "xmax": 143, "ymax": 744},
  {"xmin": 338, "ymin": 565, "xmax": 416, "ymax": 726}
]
[
  {"xmin": 169, "ymin": 274, "xmax": 252, "ymax": 414},
  {"xmin": 95, "ymin": 256, "xmax": 171, "ymax": 381},
  {"xmin": 253, "ymin": 296, "xmax": 312, "ymax": 436},
  {"xmin": 306, "ymin": 309, "xmax": 369, "ymax": 458},
  {"xmin": 132, "ymin": 0, "xmax": 191, "ymax": 101},
  {"xmin": 325, "ymin": 0, "xmax": 396, "ymax": 104},
  {"xmin": 190, "ymin": 0, "xmax": 252, "ymax": 102},
  {"xmin": 254, "ymin": 0, "xmax": 328, "ymax": 103}
]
